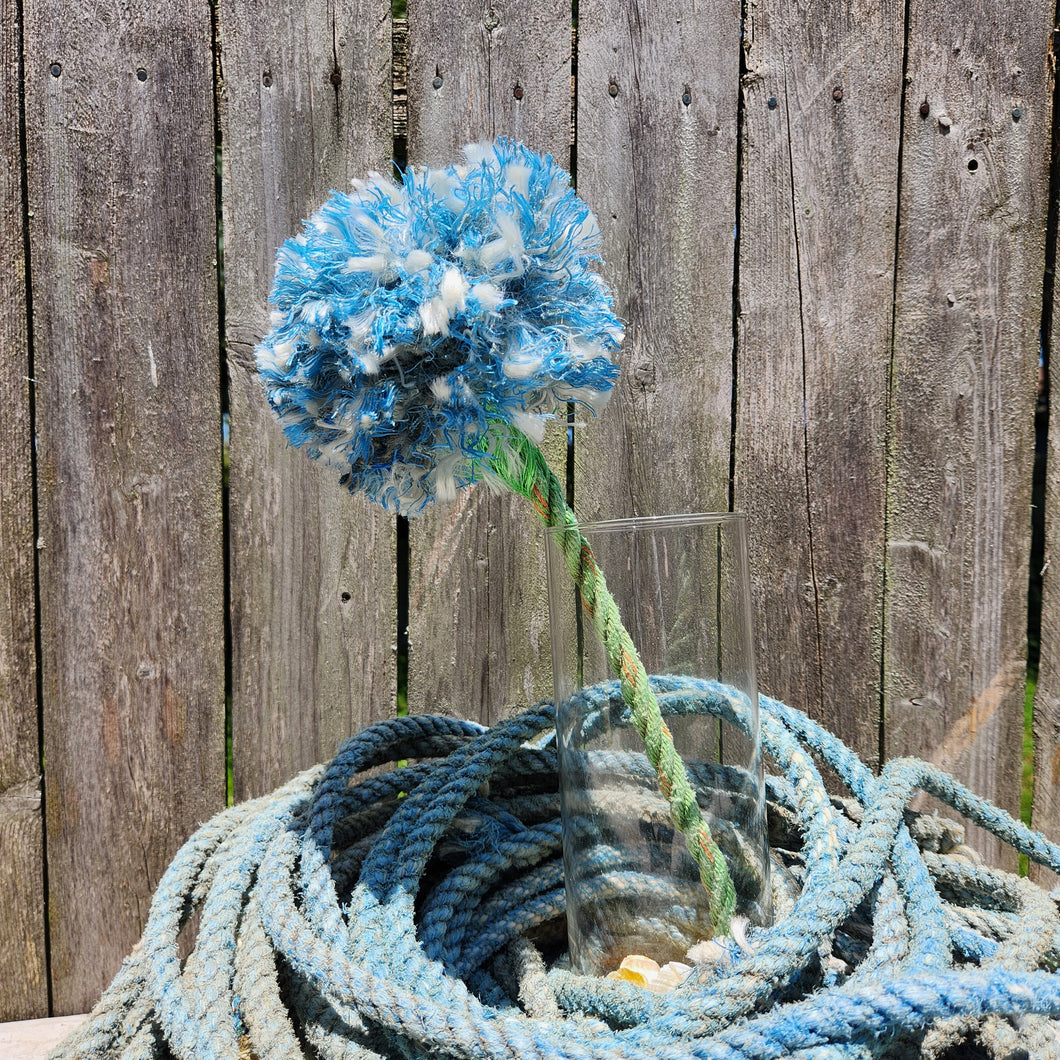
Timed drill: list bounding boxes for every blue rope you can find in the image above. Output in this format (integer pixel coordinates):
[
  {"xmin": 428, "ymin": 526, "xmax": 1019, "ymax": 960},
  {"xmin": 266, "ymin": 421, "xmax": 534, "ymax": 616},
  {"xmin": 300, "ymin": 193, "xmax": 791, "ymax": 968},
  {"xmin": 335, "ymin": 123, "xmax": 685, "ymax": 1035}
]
[{"xmin": 49, "ymin": 682, "xmax": 1060, "ymax": 1060}]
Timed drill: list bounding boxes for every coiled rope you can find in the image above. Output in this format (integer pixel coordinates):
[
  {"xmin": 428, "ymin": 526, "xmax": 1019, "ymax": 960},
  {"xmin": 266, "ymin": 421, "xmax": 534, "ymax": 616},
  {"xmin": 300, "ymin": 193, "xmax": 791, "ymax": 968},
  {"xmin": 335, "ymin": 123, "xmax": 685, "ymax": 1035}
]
[{"xmin": 51, "ymin": 679, "xmax": 1060, "ymax": 1060}]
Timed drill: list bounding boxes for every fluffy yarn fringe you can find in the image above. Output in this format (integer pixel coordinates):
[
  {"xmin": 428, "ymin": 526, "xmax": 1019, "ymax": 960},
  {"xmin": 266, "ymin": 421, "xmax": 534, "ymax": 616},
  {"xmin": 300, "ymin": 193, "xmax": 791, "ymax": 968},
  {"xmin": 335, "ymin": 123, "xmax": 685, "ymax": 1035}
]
[{"xmin": 257, "ymin": 140, "xmax": 623, "ymax": 516}]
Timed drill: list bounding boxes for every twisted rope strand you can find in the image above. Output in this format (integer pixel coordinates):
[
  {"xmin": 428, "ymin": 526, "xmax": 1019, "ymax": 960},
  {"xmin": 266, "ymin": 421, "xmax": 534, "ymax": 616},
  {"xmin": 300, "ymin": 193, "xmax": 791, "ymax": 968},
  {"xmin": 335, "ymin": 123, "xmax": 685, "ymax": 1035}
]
[{"xmin": 49, "ymin": 685, "xmax": 1060, "ymax": 1060}]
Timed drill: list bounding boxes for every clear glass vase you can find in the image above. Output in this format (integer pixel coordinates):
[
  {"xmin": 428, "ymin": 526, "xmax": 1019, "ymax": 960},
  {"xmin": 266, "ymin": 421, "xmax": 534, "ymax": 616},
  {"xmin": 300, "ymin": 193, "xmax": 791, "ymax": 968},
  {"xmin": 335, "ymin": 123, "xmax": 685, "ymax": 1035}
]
[{"xmin": 545, "ymin": 512, "xmax": 770, "ymax": 977}]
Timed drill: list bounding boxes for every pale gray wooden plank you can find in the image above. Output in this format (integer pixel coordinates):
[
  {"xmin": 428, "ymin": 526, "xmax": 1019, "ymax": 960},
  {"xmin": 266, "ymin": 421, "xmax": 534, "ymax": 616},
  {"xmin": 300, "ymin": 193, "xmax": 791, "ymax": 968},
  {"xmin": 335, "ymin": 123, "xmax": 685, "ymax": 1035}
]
[
  {"xmin": 885, "ymin": 0, "xmax": 1051, "ymax": 868},
  {"xmin": 574, "ymin": 1, "xmax": 739, "ymax": 519},
  {"xmin": 1032, "ymin": 266, "xmax": 1060, "ymax": 888},
  {"xmin": 24, "ymin": 1, "xmax": 226, "ymax": 1012},
  {"xmin": 0, "ymin": 1014, "xmax": 88, "ymax": 1060},
  {"xmin": 733, "ymin": 1, "xmax": 904, "ymax": 769},
  {"xmin": 406, "ymin": 0, "xmax": 572, "ymax": 166},
  {"xmin": 0, "ymin": 0, "xmax": 48, "ymax": 1021},
  {"xmin": 218, "ymin": 0, "xmax": 397, "ymax": 798},
  {"xmin": 405, "ymin": 0, "xmax": 571, "ymax": 725}
]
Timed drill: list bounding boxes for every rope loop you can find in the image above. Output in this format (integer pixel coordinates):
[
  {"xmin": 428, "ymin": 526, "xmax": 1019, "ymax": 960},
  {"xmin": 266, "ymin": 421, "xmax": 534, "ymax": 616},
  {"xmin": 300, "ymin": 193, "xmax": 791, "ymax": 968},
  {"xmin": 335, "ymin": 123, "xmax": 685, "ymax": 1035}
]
[{"xmin": 52, "ymin": 683, "xmax": 1060, "ymax": 1060}]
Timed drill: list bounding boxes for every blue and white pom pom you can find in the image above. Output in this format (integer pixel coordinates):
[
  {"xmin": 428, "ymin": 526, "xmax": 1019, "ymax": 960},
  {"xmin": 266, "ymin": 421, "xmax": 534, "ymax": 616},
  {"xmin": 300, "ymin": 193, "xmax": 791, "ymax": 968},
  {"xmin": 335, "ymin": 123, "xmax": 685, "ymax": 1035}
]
[{"xmin": 256, "ymin": 140, "xmax": 623, "ymax": 516}]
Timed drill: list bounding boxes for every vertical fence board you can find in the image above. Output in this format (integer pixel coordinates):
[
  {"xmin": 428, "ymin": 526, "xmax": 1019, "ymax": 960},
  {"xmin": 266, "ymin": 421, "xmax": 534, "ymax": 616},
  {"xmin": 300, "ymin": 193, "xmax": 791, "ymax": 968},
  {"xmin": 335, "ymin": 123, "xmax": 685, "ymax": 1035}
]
[
  {"xmin": 1033, "ymin": 229, "xmax": 1060, "ymax": 887},
  {"xmin": 574, "ymin": 2, "xmax": 739, "ymax": 520},
  {"xmin": 405, "ymin": 0, "xmax": 571, "ymax": 725},
  {"xmin": 219, "ymin": 0, "xmax": 396, "ymax": 799},
  {"xmin": 24, "ymin": 1, "xmax": 225, "ymax": 1012},
  {"xmin": 734, "ymin": 3, "xmax": 903, "ymax": 768},
  {"xmin": 0, "ymin": 0, "xmax": 47, "ymax": 1022},
  {"xmin": 885, "ymin": 1, "xmax": 1050, "ymax": 867}
]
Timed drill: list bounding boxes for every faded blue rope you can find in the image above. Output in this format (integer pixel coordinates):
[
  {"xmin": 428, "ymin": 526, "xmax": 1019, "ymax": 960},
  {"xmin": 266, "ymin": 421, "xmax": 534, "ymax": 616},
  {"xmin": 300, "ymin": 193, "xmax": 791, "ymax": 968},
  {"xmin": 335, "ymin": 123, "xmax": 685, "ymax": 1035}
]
[{"xmin": 49, "ymin": 683, "xmax": 1060, "ymax": 1060}]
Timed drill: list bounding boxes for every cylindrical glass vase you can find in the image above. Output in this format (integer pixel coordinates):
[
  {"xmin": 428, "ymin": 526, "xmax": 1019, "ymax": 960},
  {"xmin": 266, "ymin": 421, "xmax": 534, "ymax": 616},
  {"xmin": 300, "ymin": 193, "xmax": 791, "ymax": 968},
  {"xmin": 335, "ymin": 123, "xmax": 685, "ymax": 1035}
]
[{"xmin": 546, "ymin": 512, "xmax": 770, "ymax": 977}]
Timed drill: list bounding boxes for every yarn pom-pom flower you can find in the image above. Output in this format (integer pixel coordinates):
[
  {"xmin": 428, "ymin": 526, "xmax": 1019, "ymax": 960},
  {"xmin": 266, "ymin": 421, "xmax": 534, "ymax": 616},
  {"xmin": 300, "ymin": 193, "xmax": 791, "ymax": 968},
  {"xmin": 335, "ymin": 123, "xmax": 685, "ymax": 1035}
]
[{"xmin": 256, "ymin": 139, "xmax": 623, "ymax": 516}]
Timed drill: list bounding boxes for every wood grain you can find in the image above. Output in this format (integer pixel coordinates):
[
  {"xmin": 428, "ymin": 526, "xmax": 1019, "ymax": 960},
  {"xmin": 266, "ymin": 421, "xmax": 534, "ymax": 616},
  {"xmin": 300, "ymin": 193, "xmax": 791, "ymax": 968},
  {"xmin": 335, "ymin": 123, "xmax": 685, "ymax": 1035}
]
[
  {"xmin": 0, "ymin": 0, "xmax": 47, "ymax": 1021},
  {"xmin": 23, "ymin": 0, "xmax": 226, "ymax": 1012},
  {"xmin": 885, "ymin": 0, "xmax": 1051, "ymax": 868},
  {"xmin": 1032, "ymin": 214, "xmax": 1060, "ymax": 888},
  {"xmin": 218, "ymin": 0, "xmax": 397, "ymax": 798},
  {"xmin": 734, "ymin": 1, "xmax": 903, "ymax": 769},
  {"xmin": 574, "ymin": 1, "xmax": 739, "ymax": 520},
  {"xmin": 1, "ymin": 0, "xmax": 1057, "ymax": 1023},
  {"xmin": 405, "ymin": 0, "xmax": 572, "ymax": 725}
]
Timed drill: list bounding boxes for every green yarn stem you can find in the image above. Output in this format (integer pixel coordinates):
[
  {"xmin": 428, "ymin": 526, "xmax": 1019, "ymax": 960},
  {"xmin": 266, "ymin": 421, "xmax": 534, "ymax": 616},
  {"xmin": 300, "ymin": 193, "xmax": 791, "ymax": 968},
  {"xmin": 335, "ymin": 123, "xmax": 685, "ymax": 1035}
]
[{"xmin": 485, "ymin": 427, "xmax": 736, "ymax": 935}]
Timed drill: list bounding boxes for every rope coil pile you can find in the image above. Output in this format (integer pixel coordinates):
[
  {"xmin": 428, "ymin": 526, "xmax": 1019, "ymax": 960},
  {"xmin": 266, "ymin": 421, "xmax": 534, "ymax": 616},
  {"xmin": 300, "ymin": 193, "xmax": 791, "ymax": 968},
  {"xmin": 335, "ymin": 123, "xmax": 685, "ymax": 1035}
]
[{"xmin": 52, "ymin": 680, "xmax": 1060, "ymax": 1060}]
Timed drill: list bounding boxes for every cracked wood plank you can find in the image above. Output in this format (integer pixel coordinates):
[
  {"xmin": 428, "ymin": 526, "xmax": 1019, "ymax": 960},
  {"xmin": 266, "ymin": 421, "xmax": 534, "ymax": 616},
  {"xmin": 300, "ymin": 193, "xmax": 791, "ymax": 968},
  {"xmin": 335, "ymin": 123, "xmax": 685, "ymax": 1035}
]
[
  {"xmin": 885, "ymin": 0, "xmax": 1051, "ymax": 868},
  {"xmin": 734, "ymin": 0, "xmax": 902, "ymax": 772},
  {"xmin": 405, "ymin": 0, "xmax": 571, "ymax": 724},
  {"xmin": 0, "ymin": 0, "xmax": 46, "ymax": 1018},
  {"xmin": 218, "ymin": 0, "xmax": 396, "ymax": 797},
  {"xmin": 575, "ymin": 0, "xmax": 740, "ymax": 523},
  {"xmin": 1032, "ymin": 128, "xmax": 1060, "ymax": 890},
  {"xmin": 24, "ymin": 0, "xmax": 225, "ymax": 1011}
]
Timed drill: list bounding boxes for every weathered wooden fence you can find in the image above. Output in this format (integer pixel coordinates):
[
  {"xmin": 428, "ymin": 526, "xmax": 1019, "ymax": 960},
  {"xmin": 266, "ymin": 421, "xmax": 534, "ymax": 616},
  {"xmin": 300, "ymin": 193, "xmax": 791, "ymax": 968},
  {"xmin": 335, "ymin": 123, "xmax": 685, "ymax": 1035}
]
[{"xmin": 2, "ymin": 0, "xmax": 1058, "ymax": 1022}]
